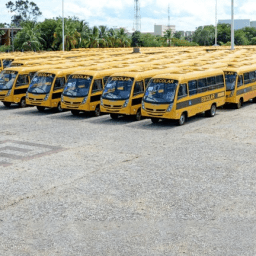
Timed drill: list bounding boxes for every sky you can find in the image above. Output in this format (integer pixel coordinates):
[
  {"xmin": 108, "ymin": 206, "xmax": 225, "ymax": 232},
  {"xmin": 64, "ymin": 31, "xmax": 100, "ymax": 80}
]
[{"xmin": 0, "ymin": 0, "xmax": 256, "ymax": 32}]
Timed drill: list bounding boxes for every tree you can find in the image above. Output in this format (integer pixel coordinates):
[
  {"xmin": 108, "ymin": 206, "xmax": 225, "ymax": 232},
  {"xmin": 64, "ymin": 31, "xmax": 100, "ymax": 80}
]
[
  {"xmin": 217, "ymin": 23, "xmax": 231, "ymax": 45},
  {"xmin": 6, "ymin": 0, "xmax": 42, "ymax": 27},
  {"xmin": 131, "ymin": 31, "xmax": 142, "ymax": 47},
  {"xmin": 173, "ymin": 31, "xmax": 182, "ymax": 39},
  {"xmin": 192, "ymin": 25, "xmax": 215, "ymax": 46},
  {"xmin": 164, "ymin": 29, "xmax": 172, "ymax": 46},
  {"xmin": 235, "ymin": 30, "xmax": 249, "ymax": 45}
]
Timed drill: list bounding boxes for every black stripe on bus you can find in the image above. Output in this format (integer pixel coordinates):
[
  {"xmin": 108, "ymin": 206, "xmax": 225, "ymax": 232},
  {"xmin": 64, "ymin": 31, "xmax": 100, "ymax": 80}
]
[
  {"xmin": 90, "ymin": 95, "xmax": 101, "ymax": 102},
  {"xmin": 52, "ymin": 92, "xmax": 62, "ymax": 99},
  {"xmin": 176, "ymin": 91, "xmax": 225, "ymax": 110},
  {"xmin": 132, "ymin": 97, "xmax": 143, "ymax": 106},
  {"xmin": 14, "ymin": 88, "xmax": 28, "ymax": 95},
  {"xmin": 237, "ymin": 85, "xmax": 256, "ymax": 96}
]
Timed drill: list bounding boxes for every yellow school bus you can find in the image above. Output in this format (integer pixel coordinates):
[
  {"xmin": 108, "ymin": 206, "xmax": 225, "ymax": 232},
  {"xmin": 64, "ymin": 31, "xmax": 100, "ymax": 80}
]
[
  {"xmin": 26, "ymin": 67, "xmax": 80, "ymax": 112},
  {"xmin": 224, "ymin": 64, "xmax": 256, "ymax": 108},
  {"xmin": 141, "ymin": 69, "xmax": 226, "ymax": 125},
  {"xmin": 0, "ymin": 66, "xmax": 50, "ymax": 107},
  {"xmin": 100, "ymin": 68, "xmax": 180, "ymax": 121},
  {"xmin": 61, "ymin": 67, "xmax": 136, "ymax": 116}
]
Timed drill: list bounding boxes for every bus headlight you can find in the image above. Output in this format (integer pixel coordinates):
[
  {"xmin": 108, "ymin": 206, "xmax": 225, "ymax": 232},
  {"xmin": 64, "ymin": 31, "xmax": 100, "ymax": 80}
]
[
  {"xmin": 26, "ymin": 91, "xmax": 29, "ymax": 99},
  {"xmin": 122, "ymin": 99, "xmax": 129, "ymax": 108},
  {"xmin": 166, "ymin": 103, "xmax": 173, "ymax": 112},
  {"xmin": 100, "ymin": 98, "xmax": 103, "ymax": 106},
  {"xmin": 61, "ymin": 95, "xmax": 64, "ymax": 102},
  {"xmin": 6, "ymin": 89, "xmax": 11, "ymax": 96},
  {"xmin": 230, "ymin": 91, "xmax": 234, "ymax": 97},
  {"xmin": 81, "ymin": 97, "xmax": 87, "ymax": 104},
  {"xmin": 142, "ymin": 101, "xmax": 145, "ymax": 110},
  {"xmin": 44, "ymin": 94, "xmax": 49, "ymax": 101}
]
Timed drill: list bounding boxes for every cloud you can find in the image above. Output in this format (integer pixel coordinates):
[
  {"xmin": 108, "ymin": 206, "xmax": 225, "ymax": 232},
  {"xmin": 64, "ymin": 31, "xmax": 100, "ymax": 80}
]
[{"xmin": 0, "ymin": 0, "xmax": 255, "ymax": 32}]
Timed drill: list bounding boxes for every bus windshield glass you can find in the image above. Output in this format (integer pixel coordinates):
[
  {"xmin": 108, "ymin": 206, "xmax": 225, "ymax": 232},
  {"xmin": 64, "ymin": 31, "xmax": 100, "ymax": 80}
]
[
  {"xmin": 3, "ymin": 59, "xmax": 13, "ymax": 68},
  {"xmin": 102, "ymin": 77, "xmax": 134, "ymax": 100},
  {"xmin": 28, "ymin": 73, "xmax": 55, "ymax": 94},
  {"xmin": 225, "ymin": 72, "xmax": 237, "ymax": 91},
  {"xmin": 0, "ymin": 71, "xmax": 18, "ymax": 90},
  {"xmin": 62, "ymin": 75, "xmax": 93, "ymax": 97},
  {"xmin": 143, "ymin": 79, "xmax": 178, "ymax": 104}
]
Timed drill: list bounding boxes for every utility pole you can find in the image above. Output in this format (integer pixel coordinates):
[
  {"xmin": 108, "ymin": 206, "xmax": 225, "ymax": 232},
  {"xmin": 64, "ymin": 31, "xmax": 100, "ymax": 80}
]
[
  {"xmin": 133, "ymin": 0, "xmax": 141, "ymax": 31},
  {"xmin": 231, "ymin": 0, "xmax": 235, "ymax": 50},
  {"xmin": 168, "ymin": 4, "xmax": 170, "ymax": 29},
  {"xmin": 62, "ymin": 0, "xmax": 65, "ymax": 51},
  {"xmin": 214, "ymin": 0, "xmax": 218, "ymax": 46},
  {"xmin": 11, "ymin": 26, "xmax": 14, "ymax": 51}
]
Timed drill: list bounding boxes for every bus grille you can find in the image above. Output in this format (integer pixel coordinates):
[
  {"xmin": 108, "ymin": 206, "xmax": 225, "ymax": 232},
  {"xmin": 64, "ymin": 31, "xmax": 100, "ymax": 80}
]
[
  {"xmin": 103, "ymin": 104, "xmax": 122, "ymax": 112},
  {"xmin": 63, "ymin": 101, "xmax": 80, "ymax": 109},
  {"xmin": 145, "ymin": 108, "xmax": 166, "ymax": 116},
  {"xmin": 28, "ymin": 98, "xmax": 43, "ymax": 105},
  {"xmin": 0, "ymin": 95, "xmax": 6, "ymax": 101}
]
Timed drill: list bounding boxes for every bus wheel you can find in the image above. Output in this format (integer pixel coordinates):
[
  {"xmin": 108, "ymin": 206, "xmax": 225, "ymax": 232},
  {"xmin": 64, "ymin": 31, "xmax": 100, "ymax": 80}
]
[
  {"xmin": 134, "ymin": 108, "xmax": 142, "ymax": 121},
  {"xmin": 253, "ymin": 97, "xmax": 256, "ymax": 103},
  {"xmin": 177, "ymin": 113, "xmax": 186, "ymax": 126},
  {"xmin": 19, "ymin": 97, "xmax": 27, "ymax": 108},
  {"xmin": 71, "ymin": 110, "xmax": 80, "ymax": 116},
  {"xmin": 206, "ymin": 104, "xmax": 216, "ymax": 117},
  {"xmin": 57, "ymin": 103, "xmax": 63, "ymax": 112},
  {"xmin": 110, "ymin": 113, "xmax": 119, "ymax": 119},
  {"xmin": 151, "ymin": 118, "xmax": 159, "ymax": 124},
  {"xmin": 37, "ymin": 106, "xmax": 45, "ymax": 112},
  {"xmin": 3, "ymin": 102, "xmax": 11, "ymax": 107},
  {"xmin": 94, "ymin": 105, "xmax": 100, "ymax": 117},
  {"xmin": 236, "ymin": 98, "xmax": 242, "ymax": 109}
]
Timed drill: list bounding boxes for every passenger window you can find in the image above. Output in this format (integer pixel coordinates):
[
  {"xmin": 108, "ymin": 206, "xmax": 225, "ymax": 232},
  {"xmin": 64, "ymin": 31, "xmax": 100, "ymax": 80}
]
[
  {"xmin": 54, "ymin": 77, "xmax": 65, "ymax": 90},
  {"xmin": 133, "ymin": 81, "xmax": 144, "ymax": 95},
  {"xmin": 92, "ymin": 79, "xmax": 103, "ymax": 93},
  {"xmin": 207, "ymin": 77, "xmax": 216, "ymax": 91},
  {"xmin": 178, "ymin": 83, "xmax": 188, "ymax": 99},
  {"xmin": 216, "ymin": 75, "xmax": 224, "ymax": 88},
  {"xmin": 188, "ymin": 80, "xmax": 197, "ymax": 96},
  {"xmin": 16, "ymin": 75, "xmax": 29, "ymax": 87},
  {"xmin": 249, "ymin": 71, "xmax": 256, "ymax": 82},
  {"xmin": 244, "ymin": 73, "xmax": 250, "ymax": 84},
  {"xmin": 237, "ymin": 75, "xmax": 243, "ymax": 87},
  {"xmin": 198, "ymin": 78, "xmax": 207, "ymax": 93},
  {"xmin": 103, "ymin": 76, "xmax": 109, "ymax": 85}
]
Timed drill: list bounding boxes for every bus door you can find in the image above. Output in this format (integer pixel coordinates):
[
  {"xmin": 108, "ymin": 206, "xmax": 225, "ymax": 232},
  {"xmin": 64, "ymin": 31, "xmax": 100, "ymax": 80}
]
[
  {"xmin": 176, "ymin": 83, "xmax": 190, "ymax": 115},
  {"xmin": 14, "ymin": 74, "xmax": 29, "ymax": 103},
  {"xmin": 52, "ymin": 77, "xmax": 65, "ymax": 107},
  {"xmin": 90, "ymin": 79, "xmax": 103, "ymax": 110},
  {"xmin": 187, "ymin": 80, "xmax": 198, "ymax": 115},
  {"xmin": 131, "ymin": 80, "xmax": 145, "ymax": 114}
]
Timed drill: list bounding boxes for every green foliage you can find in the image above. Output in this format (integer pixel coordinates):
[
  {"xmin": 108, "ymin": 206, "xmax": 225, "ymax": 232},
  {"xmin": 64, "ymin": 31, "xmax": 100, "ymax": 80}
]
[
  {"xmin": 6, "ymin": 0, "xmax": 42, "ymax": 27},
  {"xmin": 0, "ymin": 45, "xmax": 12, "ymax": 52},
  {"xmin": 172, "ymin": 38, "xmax": 198, "ymax": 46},
  {"xmin": 192, "ymin": 25, "xmax": 215, "ymax": 46},
  {"xmin": 164, "ymin": 29, "xmax": 173, "ymax": 46},
  {"xmin": 131, "ymin": 31, "xmax": 143, "ymax": 47},
  {"xmin": 173, "ymin": 31, "xmax": 182, "ymax": 39},
  {"xmin": 140, "ymin": 33, "xmax": 162, "ymax": 47}
]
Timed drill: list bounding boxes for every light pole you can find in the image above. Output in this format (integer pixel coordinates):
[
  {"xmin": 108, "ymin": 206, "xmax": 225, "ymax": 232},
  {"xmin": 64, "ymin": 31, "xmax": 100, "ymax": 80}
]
[
  {"xmin": 214, "ymin": 0, "xmax": 218, "ymax": 46},
  {"xmin": 62, "ymin": 0, "xmax": 65, "ymax": 51},
  {"xmin": 231, "ymin": 0, "xmax": 235, "ymax": 50}
]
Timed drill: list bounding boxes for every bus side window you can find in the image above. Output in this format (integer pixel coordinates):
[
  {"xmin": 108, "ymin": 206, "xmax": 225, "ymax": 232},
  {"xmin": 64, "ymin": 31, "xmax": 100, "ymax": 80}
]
[
  {"xmin": 249, "ymin": 71, "xmax": 256, "ymax": 83},
  {"xmin": 198, "ymin": 78, "xmax": 207, "ymax": 93},
  {"xmin": 178, "ymin": 83, "xmax": 188, "ymax": 99},
  {"xmin": 54, "ymin": 77, "xmax": 65, "ymax": 90},
  {"xmin": 103, "ymin": 76, "xmax": 109, "ymax": 85},
  {"xmin": 237, "ymin": 75, "xmax": 243, "ymax": 87},
  {"xmin": 16, "ymin": 75, "xmax": 29, "ymax": 87},
  {"xmin": 92, "ymin": 79, "xmax": 103, "ymax": 93},
  {"xmin": 133, "ymin": 81, "xmax": 144, "ymax": 96},
  {"xmin": 216, "ymin": 75, "xmax": 224, "ymax": 88},
  {"xmin": 207, "ymin": 77, "xmax": 216, "ymax": 90},
  {"xmin": 244, "ymin": 73, "xmax": 250, "ymax": 85},
  {"xmin": 188, "ymin": 80, "xmax": 197, "ymax": 96}
]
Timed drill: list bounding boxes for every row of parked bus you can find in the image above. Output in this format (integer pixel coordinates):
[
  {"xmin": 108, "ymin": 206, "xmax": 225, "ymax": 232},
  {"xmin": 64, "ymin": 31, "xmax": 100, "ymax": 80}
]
[{"xmin": 1, "ymin": 46, "xmax": 256, "ymax": 125}]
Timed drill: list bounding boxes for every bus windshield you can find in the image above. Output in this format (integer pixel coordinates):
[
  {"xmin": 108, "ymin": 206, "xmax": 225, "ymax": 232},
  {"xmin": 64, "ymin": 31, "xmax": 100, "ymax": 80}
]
[
  {"xmin": 28, "ymin": 73, "xmax": 55, "ymax": 94},
  {"xmin": 143, "ymin": 79, "xmax": 178, "ymax": 104},
  {"xmin": 102, "ymin": 77, "xmax": 134, "ymax": 100},
  {"xmin": 62, "ymin": 75, "xmax": 93, "ymax": 97},
  {"xmin": 225, "ymin": 73, "xmax": 237, "ymax": 91},
  {"xmin": 0, "ymin": 71, "xmax": 18, "ymax": 90}
]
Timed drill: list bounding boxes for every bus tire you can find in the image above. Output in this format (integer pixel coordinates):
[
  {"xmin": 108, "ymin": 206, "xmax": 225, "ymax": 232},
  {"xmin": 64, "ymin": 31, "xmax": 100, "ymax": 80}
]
[
  {"xmin": 134, "ymin": 108, "xmax": 142, "ymax": 121},
  {"xmin": 205, "ymin": 104, "xmax": 216, "ymax": 117},
  {"xmin": 110, "ymin": 113, "xmax": 119, "ymax": 119},
  {"xmin": 151, "ymin": 118, "xmax": 159, "ymax": 124},
  {"xmin": 19, "ymin": 97, "xmax": 27, "ymax": 108},
  {"xmin": 253, "ymin": 97, "xmax": 256, "ymax": 103},
  {"xmin": 236, "ymin": 98, "xmax": 242, "ymax": 109},
  {"xmin": 37, "ymin": 106, "xmax": 45, "ymax": 112},
  {"xmin": 57, "ymin": 103, "xmax": 63, "ymax": 112},
  {"xmin": 177, "ymin": 112, "xmax": 186, "ymax": 126},
  {"xmin": 3, "ymin": 102, "xmax": 11, "ymax": 107},
  {"xmin": 94, "ymin": 105, "xmax": 100, "ymax": 117},
  {"xmin": 71, "ymin": 110, "xmax": 80, "ymax": 116}
]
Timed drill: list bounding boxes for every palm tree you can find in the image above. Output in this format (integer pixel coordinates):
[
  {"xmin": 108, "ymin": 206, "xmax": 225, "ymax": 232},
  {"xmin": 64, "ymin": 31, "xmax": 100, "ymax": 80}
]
[
  {"xmin": 164, "ymin": 29, "xmax": 173, "ymax": 47},
  {"xmin": 116, "ymin": 28, "xmax": 131, "ymax": 47}
]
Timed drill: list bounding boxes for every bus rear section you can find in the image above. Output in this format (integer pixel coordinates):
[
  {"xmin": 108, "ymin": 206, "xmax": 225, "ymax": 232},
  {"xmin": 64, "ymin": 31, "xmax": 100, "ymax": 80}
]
[
  {"xmin": 224, "ymin": 65, "xmax": 256, "ymax": 109},
  {"xmin": 100, "ymin": 68, "xmax": 180, "ymax": 121},
  {"xmin": 141, "ymin": 69, "xmax": 226, "ymax": 125}
]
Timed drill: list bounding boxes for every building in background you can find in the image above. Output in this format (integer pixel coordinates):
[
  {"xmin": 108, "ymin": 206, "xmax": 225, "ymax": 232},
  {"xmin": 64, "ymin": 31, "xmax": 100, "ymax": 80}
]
[
  {"xmin": 251, "ymin": 21, "xmax": 256, "ymax": 28},
  {"xmin": 218, "ymin": 19, "xmax": 252, "ymax": 30},
  {"xmin": 0, "ymin": 27, "xmax": 21, "ymax": 46},
  {"xmin": 154, "ymin": 25, "xmax": 176, "ymax": 36}
]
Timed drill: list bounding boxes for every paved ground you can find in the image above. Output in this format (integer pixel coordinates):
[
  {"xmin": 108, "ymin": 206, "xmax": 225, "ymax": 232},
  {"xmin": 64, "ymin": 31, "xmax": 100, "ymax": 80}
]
[{"xmin": 0, "ymin": 102, "xmax": 256, "ymax": 256}]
